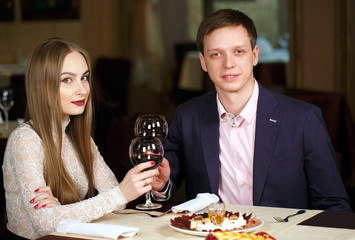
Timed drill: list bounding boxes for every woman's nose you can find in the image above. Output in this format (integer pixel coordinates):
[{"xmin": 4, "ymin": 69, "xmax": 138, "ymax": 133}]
[{"xmin": 75, "ymin": 81, "xmax": 88, "ymax": 95}]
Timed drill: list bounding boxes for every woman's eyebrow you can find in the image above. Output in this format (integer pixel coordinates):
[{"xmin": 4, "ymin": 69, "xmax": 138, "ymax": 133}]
[
  {"xmin": 61, "ymin": 69, "xmax": 90, "ymax": 76},
  {"xmin": 61, "ymin": 71, "xmax": 76, "ymax": 76}
]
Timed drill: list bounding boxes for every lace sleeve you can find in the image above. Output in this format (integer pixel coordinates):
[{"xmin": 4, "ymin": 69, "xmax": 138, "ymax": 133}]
[{"xmin": 3, "ymin": 125, "xmax": 127, "ymax": 238}]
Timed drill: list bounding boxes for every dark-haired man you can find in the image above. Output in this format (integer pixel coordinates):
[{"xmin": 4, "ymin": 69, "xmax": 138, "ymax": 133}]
[{"xmin": 161, "ymin": 9, "xmax": 352, "ymax": 212}]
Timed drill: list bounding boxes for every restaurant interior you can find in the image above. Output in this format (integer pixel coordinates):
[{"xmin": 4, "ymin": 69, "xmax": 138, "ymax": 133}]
[{"xmin": 0, "ymin": 0, "xmax": 355, "ymax": 238}]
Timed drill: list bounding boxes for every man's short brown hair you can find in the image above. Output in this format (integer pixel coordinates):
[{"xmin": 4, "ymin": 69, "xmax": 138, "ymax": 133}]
[{"xmin": 197, "ymin": 9, "xmax": 258, "ymax": 55}]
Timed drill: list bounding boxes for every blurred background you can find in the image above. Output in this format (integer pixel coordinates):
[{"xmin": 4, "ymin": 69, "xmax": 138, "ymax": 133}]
[{"xmin": 0, "ymin": 0, "xmax": 354, "ymax": 212}]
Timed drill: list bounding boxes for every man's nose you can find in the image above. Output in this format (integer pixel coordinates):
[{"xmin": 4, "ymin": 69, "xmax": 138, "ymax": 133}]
[{"xmin": 224, "ymin": 54, "xmax": 236, "ymax": 68}]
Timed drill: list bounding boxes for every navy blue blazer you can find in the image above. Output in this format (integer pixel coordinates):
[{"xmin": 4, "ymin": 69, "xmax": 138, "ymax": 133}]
[{"xmin": 164, "ymin": 82, "xmax": 352, "ymax": 212}]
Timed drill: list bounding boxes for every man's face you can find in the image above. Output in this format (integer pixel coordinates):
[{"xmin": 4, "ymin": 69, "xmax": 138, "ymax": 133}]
[{"xmin": 199, "ymin": 25, "xmax": 258, "ymax": 96}]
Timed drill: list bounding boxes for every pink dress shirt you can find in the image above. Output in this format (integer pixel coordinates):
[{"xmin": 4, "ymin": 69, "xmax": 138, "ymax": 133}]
[{"xmin": 217, "ymin": 80, "xmax": 259, "ymax": 205}]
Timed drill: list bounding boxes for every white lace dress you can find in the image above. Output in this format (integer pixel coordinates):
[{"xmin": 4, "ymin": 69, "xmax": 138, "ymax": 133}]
[{"xmin": 2, "ymin": 121, "xmax": 127, "ymax": 239}]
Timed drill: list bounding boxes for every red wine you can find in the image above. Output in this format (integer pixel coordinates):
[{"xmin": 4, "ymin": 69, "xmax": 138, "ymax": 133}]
[{"xmin": 131, "ymin": 153, "xmax": 163, "ymax": 170}]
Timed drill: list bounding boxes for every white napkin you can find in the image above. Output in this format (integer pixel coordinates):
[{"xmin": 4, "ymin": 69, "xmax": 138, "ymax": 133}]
[
  {"xmin": 172, "ymin": 193, "xmax": 219, "ymax": 214},
  {"xmin": 56, "ymin": 219, "xmax": 139, "ymax": 239}
]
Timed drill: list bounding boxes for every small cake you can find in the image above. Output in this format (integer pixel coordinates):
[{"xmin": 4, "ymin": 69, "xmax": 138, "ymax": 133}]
[
  {"xmin": 190, "ymin": 214, "xmax": 248, "ymax": 232},
  {"xmin": 205, "ymin": 231, "xmax": 276, "ymax": 240}
]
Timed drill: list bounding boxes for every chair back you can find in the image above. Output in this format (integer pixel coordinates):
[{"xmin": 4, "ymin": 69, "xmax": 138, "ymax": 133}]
[
  {"xmin": 102, "ymin": 114, "xmax": 145, "ymax": 207},
  {"xmin": 9, "ymin": 74, "xmax": 26, "ymax": 120},
  {"xmin": 284, "ymin": 89, "xmax": 355, "ymax": 182},
  {"xmin": 94, "ymin": 57, "xmax": 132, "ymax": 115}
]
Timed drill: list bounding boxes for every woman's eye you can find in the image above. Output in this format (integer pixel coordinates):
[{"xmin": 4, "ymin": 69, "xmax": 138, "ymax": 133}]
[
  {"xmin": 62, "ymin": 78, "xmax": 72, "ymax": 83},
  {"xmin": 82, "ymin": 75, "xmax": 89, "ymax": 81}
]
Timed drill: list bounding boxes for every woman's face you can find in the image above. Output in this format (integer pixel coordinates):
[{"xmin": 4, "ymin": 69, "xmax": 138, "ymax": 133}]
[{"xmin": 60, "ymin": 51, "xmax": 90, "ymax": 121}]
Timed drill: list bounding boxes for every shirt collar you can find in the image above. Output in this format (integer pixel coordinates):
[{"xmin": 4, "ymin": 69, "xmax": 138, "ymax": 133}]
[{"xmin": 217, "ymin": 79, "xmax": 259, "ymax": 125}]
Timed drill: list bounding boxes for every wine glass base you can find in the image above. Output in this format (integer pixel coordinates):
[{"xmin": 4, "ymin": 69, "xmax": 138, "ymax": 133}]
[{"xmin": 136, "ymin": 203, "xmax": 162, "ymax": 210}]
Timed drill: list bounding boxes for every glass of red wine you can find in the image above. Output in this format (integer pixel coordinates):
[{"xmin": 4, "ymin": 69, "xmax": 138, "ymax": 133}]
[
  {"xmin": 129, "ymin": 137, "xmax": 164, "ymax": 210},
  {"xmin": 134, "ymin": 114, "xmax": 168, "ymax": 142}
]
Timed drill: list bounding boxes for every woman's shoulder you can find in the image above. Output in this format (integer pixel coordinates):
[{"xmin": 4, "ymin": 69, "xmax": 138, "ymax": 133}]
[
  {"xmin": 8, "ymin": 122, "xmax": 40, "ymax": 143},
  {"xmin": 4, "ymin": 122, "xmax": 43, "ymax": 165}
]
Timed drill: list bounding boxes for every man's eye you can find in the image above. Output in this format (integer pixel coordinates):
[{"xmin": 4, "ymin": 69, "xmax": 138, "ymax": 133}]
[
  {"xmin": 236, "ymin": 50, "xmax": 244, "ymax": 54},
  {"xmin": 212, "ymin": 53, "xmax": 220, "ymax": 57},
  {"xmin": 62, "ymin": 78, "xmax": 72, "ymax": 83}
]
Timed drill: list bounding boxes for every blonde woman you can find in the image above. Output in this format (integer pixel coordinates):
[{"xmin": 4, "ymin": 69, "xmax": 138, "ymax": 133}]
[{"xmin": 2, "ymin": 38, "xmax": 170, "ymax": 239}]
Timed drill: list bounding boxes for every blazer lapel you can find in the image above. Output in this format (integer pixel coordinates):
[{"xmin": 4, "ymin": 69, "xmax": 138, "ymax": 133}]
[
  {"xmin": 200, "ymin": 91, "xmax": 220, "ymax": 194},
  {"xmin": 253, "ymin": 84, "xmax": 282, "ymax": 205}
]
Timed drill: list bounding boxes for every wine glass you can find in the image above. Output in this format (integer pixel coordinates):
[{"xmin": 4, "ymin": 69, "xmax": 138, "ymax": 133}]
[
  {"xmin": 0, "ymin": 88, "xmax": 14, "ymax": 130},
  {"xmin": 134, "ymin": 114, "xmax": 168, "ymax": 142},
  {"xmin": 129, "ymin": 137, "xmax": 164, "ymax": 210}
]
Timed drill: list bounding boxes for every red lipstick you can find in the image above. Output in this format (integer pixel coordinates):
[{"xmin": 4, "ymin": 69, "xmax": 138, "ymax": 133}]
[{"xmin": 72, "ymin": 99, "xmax": 85, "ymax": 106}]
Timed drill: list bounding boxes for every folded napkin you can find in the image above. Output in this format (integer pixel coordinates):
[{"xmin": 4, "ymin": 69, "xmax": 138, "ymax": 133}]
[
  {"xmin": 56, "ymin": 219, "xmax": 139, "ymax": 239},
  {"xmin": 172, "ymin": 193, "xmax": 219, "ymax": 214}
]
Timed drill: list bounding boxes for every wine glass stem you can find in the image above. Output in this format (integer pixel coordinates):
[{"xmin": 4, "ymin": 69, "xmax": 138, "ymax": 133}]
[{"xmin": 145, "ymin": 191, "xmax": 153, "ymax": 206}]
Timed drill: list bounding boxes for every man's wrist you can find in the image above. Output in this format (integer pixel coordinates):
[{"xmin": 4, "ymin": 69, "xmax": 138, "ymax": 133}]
[{"xmin": 151, "ymin": 179, "xmax": 171, "ymax": 200}]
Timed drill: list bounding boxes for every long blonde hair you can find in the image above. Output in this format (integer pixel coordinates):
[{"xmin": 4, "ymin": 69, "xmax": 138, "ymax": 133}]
[{"xmin": 25, "ymin": 38, "xmax": 95, "ymax": 204}]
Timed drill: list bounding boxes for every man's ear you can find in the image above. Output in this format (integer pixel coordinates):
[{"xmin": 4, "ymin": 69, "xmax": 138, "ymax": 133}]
[
  {"xmin": 252, "ymin": 45, "xmax": 259, "ymax": 66},
  {"xmin": 199, "ymin": 52, "xmax": 208, "ymax": 72}
]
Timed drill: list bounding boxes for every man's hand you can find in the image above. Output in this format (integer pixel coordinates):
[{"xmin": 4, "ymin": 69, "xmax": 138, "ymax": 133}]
[{"xmin": 151, "ymin": 158, "xmax": 170, "ymax": 191}]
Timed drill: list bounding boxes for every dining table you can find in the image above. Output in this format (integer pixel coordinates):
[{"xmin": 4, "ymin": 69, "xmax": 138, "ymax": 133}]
[{"xmin": 36, "ymin": 203, "xmax": 355, "ymax": 240}]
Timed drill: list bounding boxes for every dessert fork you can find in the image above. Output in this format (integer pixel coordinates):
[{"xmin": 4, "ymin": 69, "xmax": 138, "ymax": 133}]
[
  {"xmin": 273, "ymin": 209, "xmax": 306, "ymax": 222},
  {"xmin": 114, "ymin": 208, "xmax": 172, "ymax": 218}
]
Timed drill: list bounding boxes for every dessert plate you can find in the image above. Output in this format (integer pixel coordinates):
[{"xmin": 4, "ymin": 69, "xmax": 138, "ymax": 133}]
[{"xmin": 169, "ymin": 213, "xmax": 264, "ymax": 237}]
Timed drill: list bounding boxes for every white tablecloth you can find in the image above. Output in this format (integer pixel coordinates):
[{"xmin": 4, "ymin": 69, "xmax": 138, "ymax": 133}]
[{"xmin": 48, "ymin": 204, "xmax": 355, "ymax": 240}]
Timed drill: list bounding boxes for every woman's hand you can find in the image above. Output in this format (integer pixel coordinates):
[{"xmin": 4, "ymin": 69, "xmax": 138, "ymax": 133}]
[
  {"xmin": 29, "ymin": 186, "xmax": 61, "ymax": 210},
  {"xmin": 119, "ymin": 161, "xmax": 159, "ymax": 202},
  {"xmin": 151, "ymin": 158, "xmax": 170, "ymax": 191}
]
